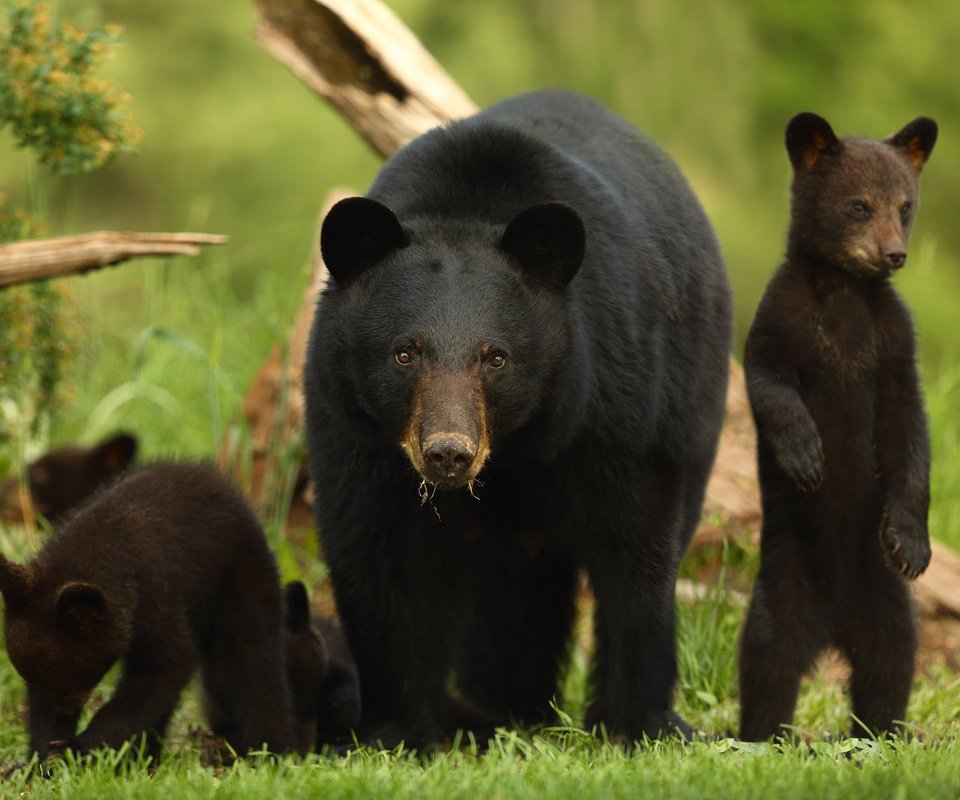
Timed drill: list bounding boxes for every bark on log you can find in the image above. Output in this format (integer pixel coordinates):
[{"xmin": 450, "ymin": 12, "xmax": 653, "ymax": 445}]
[
  {"xmin": 253, "ymin": 0, "xmax": 477, "ymax": 156},
  {"xmin": 0, "ymin": 231, "xmax": 229, "ymax": 288}
]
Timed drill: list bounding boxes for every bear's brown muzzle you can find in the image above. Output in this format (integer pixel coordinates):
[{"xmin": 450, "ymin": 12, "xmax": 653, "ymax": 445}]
[{"xmin": 401, "ymin": 368, "xmax": 490, "ymax": 490}]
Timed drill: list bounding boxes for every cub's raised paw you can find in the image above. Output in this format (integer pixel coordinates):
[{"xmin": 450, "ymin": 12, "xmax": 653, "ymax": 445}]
[
  {"xmin": 777, "ymin": 435, "xmax": 825, "ymax": 492},
  {"xmin": 880, "ymin": 507, "xmax": 931, "ymax": 580}
]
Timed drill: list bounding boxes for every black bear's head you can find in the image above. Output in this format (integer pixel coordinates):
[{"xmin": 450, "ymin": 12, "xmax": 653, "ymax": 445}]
[
  {"xmin": 319, "ymin": 197, "xmax": 584, "ymax": 491},
  {"xmin": 0, "ymin": 557, "xmax": 130, "ymax": 714},
  {"xmin": 0, "ymin": 433, "xmax": 138, "ymax": 526},
  {"xmin": 785, "ymin": 112, "xmax": 937, "ymax": 277}
]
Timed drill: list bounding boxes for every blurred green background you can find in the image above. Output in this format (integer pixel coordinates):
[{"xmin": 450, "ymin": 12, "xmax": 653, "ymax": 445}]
[{"xmin": 2, "ymin": 0, "xmax": 958, "ymax": 459}]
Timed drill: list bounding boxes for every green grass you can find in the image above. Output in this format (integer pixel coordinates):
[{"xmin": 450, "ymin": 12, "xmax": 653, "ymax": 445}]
[
  {"xmin": 0, "ymin": 694, "xmax": 959, "ymax": 799},
  {"xmin": 0, "ymin": 546, "xmax": 958, "ymax": 797}
]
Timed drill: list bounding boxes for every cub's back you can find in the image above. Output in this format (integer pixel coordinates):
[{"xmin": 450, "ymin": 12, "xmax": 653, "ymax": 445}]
[{"xmin": 39, "ymin": 463, "xmax": 270, "ymax": 591}]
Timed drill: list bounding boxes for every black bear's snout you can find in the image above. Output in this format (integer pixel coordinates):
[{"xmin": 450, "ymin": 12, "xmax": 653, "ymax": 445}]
[
  {"xmin": 882, "ymin": 246, "xmax": 907, "ymax": 270},
  {"xmin": 422, "ymin": 435, "xmax": 476, "ymax": 484}
]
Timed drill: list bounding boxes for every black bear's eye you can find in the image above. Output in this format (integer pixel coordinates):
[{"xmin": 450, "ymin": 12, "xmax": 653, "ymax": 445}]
[
  {"xmin": 900, "ymin": 201, "xmax": 912, "ymax": 221},
  {"xmin": 395, "ymin": 350, "xmax": 414, "ymax": 366},
  {"xmin": 486, "ymin": 352, "xmax": 507, "ymax": 369},
  {"xmin": 850, "ymin": 200, "xmax": 870, "ymax": 217}
]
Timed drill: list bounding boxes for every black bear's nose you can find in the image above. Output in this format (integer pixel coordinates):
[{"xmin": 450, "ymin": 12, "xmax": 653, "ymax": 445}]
[
  {"xmin": 882, "ymin": 247, "xmax": 906, "ymax": 269},
  {"xmin": 422, "ymin": 437, "xmax": 475, "ymax": 482}
]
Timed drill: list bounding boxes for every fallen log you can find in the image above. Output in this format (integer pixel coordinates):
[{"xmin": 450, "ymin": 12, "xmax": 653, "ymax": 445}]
[{"xmin": 0, "ymin": 231, "xmax": 229, "ymax": 288}]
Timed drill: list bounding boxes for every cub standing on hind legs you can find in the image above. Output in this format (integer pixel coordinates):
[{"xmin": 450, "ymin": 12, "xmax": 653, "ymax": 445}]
[{"xmin": 739, "ymin": 112, "xmax": 937, "ymax": 741}]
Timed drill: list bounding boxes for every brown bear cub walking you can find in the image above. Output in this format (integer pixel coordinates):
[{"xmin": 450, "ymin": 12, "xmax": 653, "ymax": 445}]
[
  {"xmin": 0, "ymin": 463, "xmax": 297, "ymax": 761},
  {"xmin": 739, "ymin": 113, "xmax": 937, "ymax": 740}
]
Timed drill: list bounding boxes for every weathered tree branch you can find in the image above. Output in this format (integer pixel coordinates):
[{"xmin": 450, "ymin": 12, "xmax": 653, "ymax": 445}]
[
  {"xmin": 0, "ymin": 231, "xmax": 229, "ymax": 288},
  {"xmin": 253, "ymin": 0, "xmax": 477, "ymax": 156}
]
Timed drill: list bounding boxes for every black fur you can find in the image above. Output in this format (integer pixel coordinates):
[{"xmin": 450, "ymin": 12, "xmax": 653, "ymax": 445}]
[
  {"xmin": 0, "ymin": 463, "xmax": 297, "ymax": 761},
  {"xmin": 305, "ymin": 89, "xmax": 732, "ymax": 746},
  {"xmin": 739, "ymin": 113, "xmax": 936, "ymax": 740},
  {"xmin": 0, "ymin": 433, "xmax": 137, "ymax": 525},
  {"xmin": 280, "ymin": 580, "xmax": 361, "ymax": 751}
]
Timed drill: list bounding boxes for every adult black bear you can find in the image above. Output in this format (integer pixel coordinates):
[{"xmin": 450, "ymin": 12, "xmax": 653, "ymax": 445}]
[
  {"xmin": 739, "ymin": 113, "xmax": 937, "ymax": 740},
  {"xmin": 0, "ymin": 463, "xmax": 297, "ymax": 761},
  {"xmin": 305, "ymin": 89, "xmax": 732, "ymax": 746}
]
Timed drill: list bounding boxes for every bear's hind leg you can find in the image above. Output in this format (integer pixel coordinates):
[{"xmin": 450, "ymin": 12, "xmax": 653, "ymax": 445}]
[
  {"xmin": 844, "ymin": 579, "xmax": 916, "ymax": 738},
  {"xmin": 738, "ymin": 578, "xmax": 823, "ymax": 741}
]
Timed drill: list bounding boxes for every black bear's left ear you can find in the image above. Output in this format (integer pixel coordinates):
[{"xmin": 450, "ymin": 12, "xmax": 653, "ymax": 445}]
[
  {"xmin": 284, "ymin": 580, "xmax": 311, "ymax": 632},
  {"xmin": 885, "ymin": 117, "xmax": 938, "ymax": 172},
  {"xmin": 785, "ymin": 112, "xmax": 840, "ymax": 171},
  {"xmin": 321, "ymin": 197, "xmax": 408, "ymax": 287},
  {"xmin": 499, "ymin": 202, "xmax": 585, "ymax": 291},
  {"xmin": 55, "ymin": 582, "xmax": 108, "ymax": 639}
]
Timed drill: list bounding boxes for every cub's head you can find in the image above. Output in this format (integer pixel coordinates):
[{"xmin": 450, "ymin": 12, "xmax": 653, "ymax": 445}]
[
  {"xmin": 0, "ymin": 433, "xmax": 138, "ymax": 525},
  {"xmin": 319, "ymin": 197, "xmax": 584, "ymax": 491},
  {"xmin": 785, "ymin": 112, "xmax": 937, "ymax": 277},
  {"xmin": 0, "ymin": 558, "xmax": 129, "ymax": 714}
]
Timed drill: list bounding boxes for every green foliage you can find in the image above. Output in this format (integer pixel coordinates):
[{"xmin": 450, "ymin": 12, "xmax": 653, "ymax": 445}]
[
  {"xmin": 0, "ymin": 195, "xmax": 75, "ymax": 452},
  {"xmin": 0, "ymin": 0, "xmax": 141, "ymax": 176},
  {"xmin": 0, "ymin": 281, "xmax": 72, "ymax": 438},
  {"xmin": 0, "ymin": 1, "xmax": 143, "ymax": 465}
]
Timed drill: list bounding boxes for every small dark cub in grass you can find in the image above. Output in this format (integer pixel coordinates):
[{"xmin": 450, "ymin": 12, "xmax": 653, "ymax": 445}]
[
  {"xmin": 0, "ymin": 433, "xmax": 137, "ymax": 525},
  {"xmin": 0, "ymin": 462, "xmax": 297, "ymax": 761},
  {"xmin": 279, "ymin": 580, "xmax": 360, "ymax": 752},
  {"xmin": 739, "ymin": 113, "xmax": 937, "ymax": 741}
]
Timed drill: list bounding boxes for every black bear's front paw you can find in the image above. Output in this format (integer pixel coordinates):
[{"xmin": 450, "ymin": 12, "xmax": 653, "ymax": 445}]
[
  {"xmin": 776, "ymin": 434, "xmax": 825, "ymax": 492},
  {"xmin": 880, "ymin": 506, "xmax": 931, "ymax": 580}
]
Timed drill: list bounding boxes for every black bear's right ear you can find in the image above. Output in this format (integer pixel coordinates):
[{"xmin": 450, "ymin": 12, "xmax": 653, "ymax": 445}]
[
  {"xmin": 499, "ymin": 202, "xmax": 585, "ymax": 291},
  {"xmin": 284, "ymin": 580, "xmax": 311, "ymax": 631},
  {"xmin": 55, "ymin": 582, "xmax": 108, "ymax": 639},
  {"xmin": 785, "ymin": 112, "xmax": 840, "ymax": 171},
  {"xmin": 92, "ymin": 433, "xmax": 138, "ymax": 476},
  {"xmin": 320, "ymin": 197, "xmax": 408, "ymax": 287},
  {"xmin": 885, "ymin": 117, "xmax": 938, "ymax": 172}
]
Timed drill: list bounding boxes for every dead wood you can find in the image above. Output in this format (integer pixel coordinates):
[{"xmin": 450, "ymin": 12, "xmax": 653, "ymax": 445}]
[
  {"xmin": 253, "ymin": 0, "xmax": 476, "ymax": 156},
  {"xmin": 0, "ymin": 231, "xmax": 228, "ymax": 288}
]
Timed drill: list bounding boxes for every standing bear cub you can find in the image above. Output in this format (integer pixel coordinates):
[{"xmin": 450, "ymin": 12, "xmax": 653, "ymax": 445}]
[
  {"xmin": 739, "ymin": 113, "xmax": 937, "ymax": 740},
  {"xmin": 305, "ymin": 89, "xmax": 732, "ymax": 746},
  {"xmin": 0, "ymin": 463, "xmax": 297, "ymax": 761}
]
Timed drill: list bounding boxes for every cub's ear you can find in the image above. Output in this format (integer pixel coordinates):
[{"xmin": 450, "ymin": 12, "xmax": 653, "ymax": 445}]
[
  {"xmin": 92, "ymin": 433, "xmax": 138, "ymax": 476},
  {"xmin": 785, "ymin": 112, "xmax": 840, "ymax": 171},
  {"xmin": 55, "ymin": 582, "xmax": 108, "ymax": 639},
  {"xmin": 886, "ymin": 117, "xmax": 938, "ymax": 172},
  {"xmin": 320, "ymin": 197, "xmax": 408, "ymax": 287},
  {"xmin": 284, "ymin": 580, "xmax": 311, "ymax": 632},
  {"xmin": 499, "ymin": 202, "xmax": 585, "ymax": 291},
  {"xmin": 0, "ymin": 556, "xmax": 33, "ymax": 606}
]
